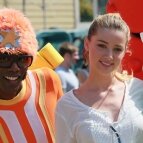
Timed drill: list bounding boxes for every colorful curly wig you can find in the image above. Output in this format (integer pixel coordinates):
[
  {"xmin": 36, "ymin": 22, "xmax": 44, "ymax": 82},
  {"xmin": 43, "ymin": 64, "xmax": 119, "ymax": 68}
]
[{"xmin": 0, "ymin": 8, "xmax": 38, "ymax": 57}]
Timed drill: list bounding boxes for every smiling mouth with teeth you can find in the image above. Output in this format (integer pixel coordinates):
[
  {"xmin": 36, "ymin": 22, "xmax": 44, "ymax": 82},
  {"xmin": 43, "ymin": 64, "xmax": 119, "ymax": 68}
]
[
  {"xmin": 100, "ymin": 61, "xmax": 113, "ymax": 66},
  {"xmin": 4, "ymin": 76, "xmax": 19, "ymax": 80}
]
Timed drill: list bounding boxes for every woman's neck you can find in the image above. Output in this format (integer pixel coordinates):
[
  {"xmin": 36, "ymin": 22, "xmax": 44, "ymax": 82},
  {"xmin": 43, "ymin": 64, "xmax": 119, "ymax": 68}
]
[{"xmin": 85, "ymin": 73, "xmax": 118, "ymax": 91}]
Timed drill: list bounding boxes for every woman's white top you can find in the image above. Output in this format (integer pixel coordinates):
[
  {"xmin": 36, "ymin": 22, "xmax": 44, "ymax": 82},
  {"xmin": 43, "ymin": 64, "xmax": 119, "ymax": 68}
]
[{"xmin": 55, "ymin": 78, "xmax": 143, "ymax": 143}]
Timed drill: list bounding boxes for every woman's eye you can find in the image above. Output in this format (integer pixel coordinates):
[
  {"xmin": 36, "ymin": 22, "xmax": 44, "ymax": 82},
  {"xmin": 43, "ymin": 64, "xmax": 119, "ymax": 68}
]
[
  {"xmin": 97, "ymin": 44, "xmax": 106, "ymax": 49},
  {"xmin": 114, "ymin": 48, "xmax": 123, "ymax": 52}
]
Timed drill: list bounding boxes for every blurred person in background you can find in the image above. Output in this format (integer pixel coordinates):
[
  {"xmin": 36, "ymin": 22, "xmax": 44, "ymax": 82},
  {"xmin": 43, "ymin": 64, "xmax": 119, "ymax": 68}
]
[
  {"xmin": 77, "ymin": 62, "xmax": 89, "ymax": 85},
  {"xmin": 55, "ymin": 42, "xmax": 79, "ymax": 93},
  {"xmin": 77, "ymin": 45, "xmax": 89, "ymax": 85}
]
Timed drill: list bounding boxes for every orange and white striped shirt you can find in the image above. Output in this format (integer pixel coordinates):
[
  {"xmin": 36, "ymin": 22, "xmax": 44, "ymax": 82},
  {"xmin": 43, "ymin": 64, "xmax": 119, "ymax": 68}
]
[{"xmin": 0, "ymin": 68, "xmax": 63, "ymax": 143}]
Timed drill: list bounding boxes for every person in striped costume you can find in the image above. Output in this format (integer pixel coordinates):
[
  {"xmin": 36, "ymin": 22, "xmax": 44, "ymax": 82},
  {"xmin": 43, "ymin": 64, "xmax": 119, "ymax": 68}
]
[{"xmin": 0, "ymin": 8, "xmax": 63, "ymax": 143}]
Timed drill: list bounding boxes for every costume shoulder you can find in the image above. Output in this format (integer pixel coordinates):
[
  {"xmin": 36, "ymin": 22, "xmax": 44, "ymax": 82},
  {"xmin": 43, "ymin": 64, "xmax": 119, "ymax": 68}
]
[
  {"xmin": 31, "ymin": 67, "xmax": 60, "ymax": 81},
  {"xmin": 30, "ymin": 67, "xmax": 63, "ymax": 98}
]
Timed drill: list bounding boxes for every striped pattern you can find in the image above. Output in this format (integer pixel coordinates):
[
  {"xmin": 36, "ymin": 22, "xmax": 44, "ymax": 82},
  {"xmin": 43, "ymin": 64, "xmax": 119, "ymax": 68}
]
[{"xmin": 0, "ymin": 68, "xmax": 63, "ymax": 143}]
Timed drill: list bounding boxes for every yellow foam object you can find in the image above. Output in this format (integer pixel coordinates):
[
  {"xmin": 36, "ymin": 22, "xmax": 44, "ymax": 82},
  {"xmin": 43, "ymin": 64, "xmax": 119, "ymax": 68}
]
[{"xmin": 29, "ymin": 43, "xmax": 64, "ymax": 70}]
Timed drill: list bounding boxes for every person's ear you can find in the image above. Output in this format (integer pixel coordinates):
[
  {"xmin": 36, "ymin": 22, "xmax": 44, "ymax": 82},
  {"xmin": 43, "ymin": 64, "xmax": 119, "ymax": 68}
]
[{"xmin": 84, "ymin": 37, "xmax": 90, "ymax": 51}]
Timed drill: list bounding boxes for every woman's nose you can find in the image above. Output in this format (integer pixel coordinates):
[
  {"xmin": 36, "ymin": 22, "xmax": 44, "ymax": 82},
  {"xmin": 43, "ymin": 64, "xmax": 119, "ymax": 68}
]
[{"xmin": 106, "ymin": 49, "xmax": 113, "ymax": 58}]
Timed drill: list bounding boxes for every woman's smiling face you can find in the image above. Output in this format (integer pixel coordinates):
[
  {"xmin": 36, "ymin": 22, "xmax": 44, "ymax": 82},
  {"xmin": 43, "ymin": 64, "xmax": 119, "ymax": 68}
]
[{"xmin": 85, "ymin": 28, "xmax": 127, "ymax": 76}]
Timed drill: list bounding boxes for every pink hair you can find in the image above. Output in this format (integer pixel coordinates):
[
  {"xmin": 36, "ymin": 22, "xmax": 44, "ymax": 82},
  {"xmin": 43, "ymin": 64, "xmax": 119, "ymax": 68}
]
[{"xmin": 0, "ymin": 8, "xmax": 38, "ymax": 57}]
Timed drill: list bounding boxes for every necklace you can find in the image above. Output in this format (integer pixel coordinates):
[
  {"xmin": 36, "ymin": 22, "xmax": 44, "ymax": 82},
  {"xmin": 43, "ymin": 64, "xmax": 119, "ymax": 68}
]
[{"xmin": 95, "ymin": 86, "xmax": 112, "ymax": 109}]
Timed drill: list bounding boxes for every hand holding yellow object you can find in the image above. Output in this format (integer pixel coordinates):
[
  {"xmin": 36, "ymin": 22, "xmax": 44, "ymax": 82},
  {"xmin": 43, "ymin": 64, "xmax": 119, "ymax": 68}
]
[{"xmin": 29, "ymin": 43, "xmax": 64, "ymax": 70}]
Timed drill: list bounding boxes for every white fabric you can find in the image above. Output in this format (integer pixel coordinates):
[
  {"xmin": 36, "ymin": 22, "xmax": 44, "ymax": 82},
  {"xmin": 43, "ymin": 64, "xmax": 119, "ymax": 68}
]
[
  {"xmin": 128, "ymin": 77, "xmax": 143, "ymax": 111},
  {"xmin": 55, "ymin": 78, "xmax": 143, "ymax": 143}
]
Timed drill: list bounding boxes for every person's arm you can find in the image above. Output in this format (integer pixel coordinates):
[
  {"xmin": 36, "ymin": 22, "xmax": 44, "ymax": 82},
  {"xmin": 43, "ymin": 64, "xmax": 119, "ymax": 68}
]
[{"xmin": 77, "ymin": 69, "xmax": 88, "ymax": 85}]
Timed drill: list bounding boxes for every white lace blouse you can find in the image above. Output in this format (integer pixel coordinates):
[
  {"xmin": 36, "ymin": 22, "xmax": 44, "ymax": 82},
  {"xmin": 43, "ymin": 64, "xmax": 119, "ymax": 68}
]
[{"xmin": 55, "ymin": 78, "xmax": 143, "ymax": 143}]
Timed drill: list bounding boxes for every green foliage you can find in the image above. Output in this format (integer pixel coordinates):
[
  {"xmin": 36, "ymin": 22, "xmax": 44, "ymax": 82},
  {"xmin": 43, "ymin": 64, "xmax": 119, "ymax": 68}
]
[{"xmin": 80, "ymin": 0, "xmax": 93, "ymax": 22}]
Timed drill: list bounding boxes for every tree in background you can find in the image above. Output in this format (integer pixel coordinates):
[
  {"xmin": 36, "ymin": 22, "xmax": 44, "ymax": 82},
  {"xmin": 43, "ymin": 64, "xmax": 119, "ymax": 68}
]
[
  {"xmin": 80, "ymin": 0, "xmax": 93, "ymax": 22},
  {"xmin": 80, "ymin": 0, "xmax": 108, "ymax": 22}
]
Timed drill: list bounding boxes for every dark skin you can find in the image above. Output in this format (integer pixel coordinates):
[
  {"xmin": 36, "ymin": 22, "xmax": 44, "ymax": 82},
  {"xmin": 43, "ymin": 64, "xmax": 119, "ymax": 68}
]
[{"xmin": 0, "ymin": 62, "xmax": 27, "ymax": 100}]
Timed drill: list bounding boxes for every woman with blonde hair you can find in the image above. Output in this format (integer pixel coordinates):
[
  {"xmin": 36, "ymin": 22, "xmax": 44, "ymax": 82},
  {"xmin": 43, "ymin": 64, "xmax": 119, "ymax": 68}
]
[{"xmin": 55, "ymin": 13, "xmax": 143, "ymax": 143}]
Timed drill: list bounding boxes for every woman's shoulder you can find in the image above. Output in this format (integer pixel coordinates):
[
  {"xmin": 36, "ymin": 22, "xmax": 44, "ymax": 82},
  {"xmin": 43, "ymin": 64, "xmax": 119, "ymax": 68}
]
[
  {"xmin": 127, "ymin": 77, "xmax": 143, "ymax": 91},
  {"xmin": 126, "ymin": 77, "xmax": 143, "ymax": 112},
  {"xmin": 56, "ymin": 90, "xmax": 82, "ymax": 116},
  {"xmin": 57, "ymin": 90, "xmax": 74, "ymax": 106}
]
